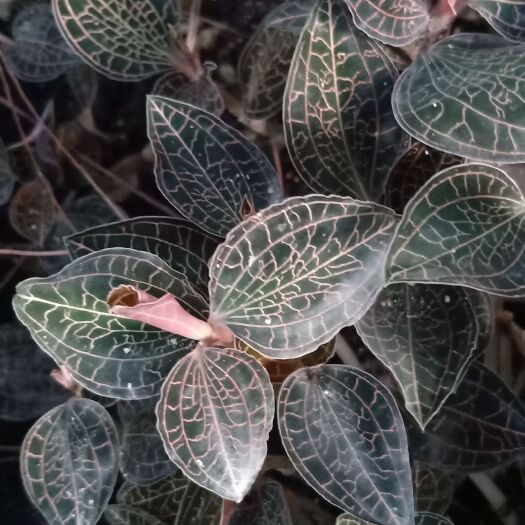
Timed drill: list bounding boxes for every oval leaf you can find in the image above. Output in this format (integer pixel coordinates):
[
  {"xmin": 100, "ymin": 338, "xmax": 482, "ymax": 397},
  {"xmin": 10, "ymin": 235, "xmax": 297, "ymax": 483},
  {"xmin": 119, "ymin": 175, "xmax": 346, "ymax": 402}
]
[
  {"xmin": 209, "ymin": 195, "xmax": 396, "ymax": 358},
  {"xmin": 52, "ymin": 0, "xmax": 174, "ymax": 80},
  {"xmin": 356, "ymin": 283, "xmax": 489, "ymax": 428},
  {"xmin": 415, "ymin": 513, "xmax": 454, "ymax": 525},
  {"xmin": 147, "ymin": 96, "xmax": 282, "ymax": 236},
  {"xmin": 117, "ymin": 472, "xmax": 222, "ymax": 525},
  {"xmin": 469, "ymin": 1, "xmax": 525, "ymax": 42},
  {"xmin": 4, "ymin": 3, "xmax": 80, "ymax": 82},
  {"xmin": 278, "ymin": 365, "xmax": 414, "ymax": 525},
  {"xmin": 343, "ymin": 0, "xmax": 429, "ymax": 46},
  {"xmin": 157, "ymin": 346, "xmax": 274, "ymax": 501},
  {"xmin": 387, "ymin": 163, "xmax": 525, "ymax": 296},
  {"xmin": 13, "ymin": 247, "xmax": 207, "ymax": 398},
  {"xmin": 392, "ymin": 33, "xmax": 525, "ymax": 162},
  {"xmin": 118, "ymin": 397, "xmax": 177, "ymax": 485},
  {"xmin": 284, "ymin": 0, "xmax": 407, "ymax": 201},
  {"xmin": 21, "ymin": 398, "xmax": 119, "ymax": 525},
  {"xmin": 105, "ymin": 504, "xmax": 164, "ymax": 525},
  {"xmin": 65, "ymin": 216, "xmax": 219, "ymax": 298},
  {"xmin": 408, "ymin": 362, "xmax": 525, "ymax": 470}
]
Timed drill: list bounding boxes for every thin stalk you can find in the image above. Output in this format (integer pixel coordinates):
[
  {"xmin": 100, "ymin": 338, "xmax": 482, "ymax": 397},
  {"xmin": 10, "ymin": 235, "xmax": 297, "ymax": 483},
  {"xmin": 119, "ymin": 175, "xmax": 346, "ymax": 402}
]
[
  {"xmin": 185, "ymin": 0, "xmax": 202, "ymax": 54},
  {"xmin": 0, "ymin": 248, "xmax": 68, "ymax": 257},
  {"xmin": 334, "ymin": 333, "xmax": 361, "ymax": 368}
]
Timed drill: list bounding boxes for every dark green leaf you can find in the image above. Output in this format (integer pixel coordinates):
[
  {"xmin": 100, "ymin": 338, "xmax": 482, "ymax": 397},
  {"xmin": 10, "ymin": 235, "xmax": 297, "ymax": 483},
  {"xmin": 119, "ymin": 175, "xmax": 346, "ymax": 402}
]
[
  {"xmin": 413, "ymin": 462, "xmax": 453, "ymax": 515},
  {"xmin": 387, "ymin": 164, "xmax": 525, "ymax": 296},
  {"xmin": 0, "ymin": 324, "xmax": 70, "ymax": 421},
  {"xmin": 356, "ymin": 283, "xmax": 491, "ymax": 428},
  {"xmin": 284, "ymin": 0, "xmax": 407, "ymax": 201},
  {"xmin": 13, "ymin": 247, "xmax": 207, "ymax": 399},
  {"xmin": 4, "ymin": 3, "xmax": 80, "ymax": 82},
  {"xmin": 278, "ymin": 365, "xmax": 413, "ymax": 525},
  {"xmin": 470, "ymin": 1, "xmax": 525, "ymax": 42},
  {"xmin": 239, "ymin": 0, "xmax": 315, "ymax": 119},
  {"xmin": 336, "ymin": 516, "xmax": 376, "ymax": 525},
  {"xmin": 392, "ymin": 33, "xmax": 525, "ymax": 162},
  {"xmin": 21, "ymin": 398, "xmax": 119, "ymax": 525},
  {"xmin": 343, "ymin": 0, "xmax": 429, "ymax": 46},
  {"xmin": 118, "ymin": 397, "xmax": 177, "ymax": 485},
  {"xmin": 408, "ymin": 362, "xmax": 525, "ymax": 470},
  {"xmin": 52, "ymin": 0, "xmax": 175, "ymax": 80},
  {"xmin": 157, "ymin": 346, "xmax": 274, "ymax": 501},
  {"xmin": 65, "ymin": 216, "xmax": 219, "ymax": 298},
  {"xmin": 147, "ymin": 96, "xmax": 282, "ymax": 236},
  {"xmin": 105, "ymin": 504, "xmax": 164, "ymax": 525},
  {"xmin": 415, "ymin": 512, "xmax": 454, "ymax": 525},
  {"xmin": 117, "ymin": 472, "xmax": 223, "ymax": 525},
  {"xmin": 209, "ymin": 195, "xmax": 396, "ymax": 358},
  {"xmin": 0, "ymin": 139, "xmax": 15, "ymax": 206}
]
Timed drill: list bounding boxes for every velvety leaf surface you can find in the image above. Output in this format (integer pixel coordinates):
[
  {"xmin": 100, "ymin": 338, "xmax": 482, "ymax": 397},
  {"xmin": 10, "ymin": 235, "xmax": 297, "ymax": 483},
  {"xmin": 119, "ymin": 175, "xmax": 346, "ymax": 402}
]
[
  {"xmin": 0, "ymin": 324, "xmax": 70, "ymax": 421},
  {"xmin": 343, "ymin": 0, "xmax": 429, "ymax": 46},
  {"xmin": 52, "ymin": 0, "xmax": 174, "ymax": 80},
  {"xmin": 383, "ymin": 142, "xmax": 461, "ymax": 214},
  {"xmin": 239, "ymin": 0, "xmax": 315, "ymax": 119},
  {"xmin": 408, "ymin": 362, "xmax": 525, "ymax": 470},
  {"xmin": 356, "ymin": 283, "xmax": 488, "ymax": 428},
  {"xmin": 65, "ymin": 216, "xmax": 219, "ymax": 298},
  {"xmin": 118, "ymin": 397, "xmax": 177, "ymax": 485},
  {"xmin": 278, "ymin": 365, "xmax": 414, "ymax": 525},
  {"xmin": 392, "ymin": 33, "xmax": 525, "ymax": 162},
  {"xmin": 117, "ymin": 472, "xmax": 222, "ymax": 525},
  {"xmin": 147, "ymin": 96, "xmax": 282, "ymax": 236},
  {"xmin": 470, "ymin": 1, "xmax": 525, "ymax": 42},
  {"xmin": 104, "ymin": 504, "xmax": 164, "ymax": 525},
  {"xmin": 209, "ymin": 195, "xmax": 396, "ymax": 358},
  {"xmin": 21, "ymin": 398, "xmax": 119, "ymax": 525},
  {"xmin": 413, "ymin": 462, "xmax": 453, "ymax": 515},
  {"xmin": 157, "ymin": 346, "xmax": 274, "ymax": 501},
  {"xmin": 153, "ymin": 67, "xmax": 225, "ymax": 115},
  {"xmin": 4, "ymin": 3, "xmax": 80, "ymax": 82},
  {"xmin": 284, "ymin": 0, "xmax": 406, "ymax": 201},
  {"xmin": 13, "ymin": 247, "xmax": 207, "ymax": 399},
  {"xmin": 387, "ymin": 164, "xmax": 525, "ymax": 296},
  {"xmin": 415, "ymin": 513, "xmax": 454, "ymax": 525},
  {"xmin": 0, "ymin": 139, "xmax": 15, "ymax": 206},
  {"xmin": 229, "ymin": 480, "xmax": 293, "ymax": 525}
]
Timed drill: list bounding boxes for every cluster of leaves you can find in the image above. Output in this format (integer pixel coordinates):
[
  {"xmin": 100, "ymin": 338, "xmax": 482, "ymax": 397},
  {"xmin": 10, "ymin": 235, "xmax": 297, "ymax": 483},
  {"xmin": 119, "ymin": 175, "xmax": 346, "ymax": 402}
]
[{"xmin": 2, "ymin": 0, "xmax": 525, "ymax": 524}]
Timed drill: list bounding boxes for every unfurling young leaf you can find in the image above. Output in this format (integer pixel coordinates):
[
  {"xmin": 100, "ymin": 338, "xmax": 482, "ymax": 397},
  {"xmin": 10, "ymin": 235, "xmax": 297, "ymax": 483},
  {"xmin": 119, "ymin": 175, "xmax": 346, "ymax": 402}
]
[
  {"xmin": 156, "ymin": 346, "xmax": 274, "ymax": 501},
  {"xmin": 209, "ymin": 195, "xmax": 396, "ymax": 358},
  {"xmin": 52, "ymin": 0, "xmax": 176, "ymax": 80},
  {"xmin": 278, "ymin": 365, "xmax": 414, "ymax": 525},
  {"xmin": 21, "ymin": 398, "xmax": 119, "ymax": 525},
  {"xmin": 13, "ymin": 248, "xmax": 207, "ymax": 398},
  {"xmin": 392, "ymin": 33, "xmax": 525, "ymax": 162},
  {"xmin": 147, "ymin": 97, "xmax": 282, "ymax": 237},
  {"xmin": 387, "ymin": 164, "xmax": 525, "ymax": 296},
  {"xmin": 284, "ymin": 0, "xmax": 407, "ymax": 201}
]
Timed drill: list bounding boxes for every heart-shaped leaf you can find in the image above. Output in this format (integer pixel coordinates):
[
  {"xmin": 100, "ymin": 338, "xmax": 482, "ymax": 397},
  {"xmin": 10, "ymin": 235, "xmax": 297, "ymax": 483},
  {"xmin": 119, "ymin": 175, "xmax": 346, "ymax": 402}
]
[
  {"xmin": 413, "ymin": 462, "xmax": 453, "ymax": 515},
  {"xmin": 229, "ymin": 480, "xmax": 293, "ymax": 525},
  {"xmin": 21, "ymin": 398, "xmax": 119, "ymax": 525},
  {"xmin": 209, "ymin": 195, "xmax": 396, "ymax": 358},
  {"xmin": 4, "ymin": 3, "xmax": 80, "ymax": 82},
  {"xmin": 343, "ymin": 0, "xmax": 429, "ymax": 46},
  {"xmin": 65, "ymin": 216, "xmax": 219, "ymax": 298},
  {"xmin": 469, "ymin": 1, "xmax": 525, "ymax": 42},
  {"xmin": 13, "ymin": 247, "xmax": 207, "ymax": 399},
  {"xmin": 387, "ymin": 163, "xmax": 525, "ymax": 296},
  {"xmin": 147, "ymin": 96, "xmax": 282, "ymax": 237},
  {"xmin": 0, "ymin": 324, "xmax": 70, "ymax": 421},
  {"xmin": 157, "ymin": 346, "xmax": 274, "ymax": 501},
  {"xmin": 408, "ymin": 362, "xmax": 525, "ymax": 470},
  {"xmin": 117, "ymin": 472, "xmax": 223, "ymax": 525},
  {"xmin": 284, "ymin": 0, "xmax": 407, "ymax": 201},
  {"xmin": 52, "ymin": 0, "xmax": 175, "ymax": 80},
  {"xmin": 383, "ymin": 143, "xmax": 461, "ymax": 214},
  {"xmin": 278, "ymin": 365, "xmax": 414, "ymax": 525},
  {"xmin": 356, "ymin": 283, "xmax": 490, "ymax": 428},
  {"xmin": 239, "ymin": 0, "xmax": 315, "ymax": 119},
  {"xmin": 105, "ymin": 504, "xmax": 164, "ymax": 525},
  {"xmin": 392, "ymin": 33, "xmax": 525, "ymax": 162},
  {"xmin": 415, "ymin": 513, "xmax": 454, "ymax": 525},
  {"xmin": 118, "ymin": 397, "xmax": 177, "ymax": 485}
]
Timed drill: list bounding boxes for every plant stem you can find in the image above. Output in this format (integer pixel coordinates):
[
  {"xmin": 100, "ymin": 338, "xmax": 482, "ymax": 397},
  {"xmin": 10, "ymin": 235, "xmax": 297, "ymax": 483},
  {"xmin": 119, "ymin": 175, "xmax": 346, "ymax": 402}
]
[
  {"xmin": 0, "ymin": 248, "xmax": 68, "ymax": 256},
  {"xmin": 334, "ymin": 333, "xmax": 361, "ymax": 368},
  {"xmin": 185, "ymin": 0, "xmax": 202, "ymax": 54}
]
